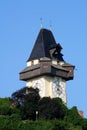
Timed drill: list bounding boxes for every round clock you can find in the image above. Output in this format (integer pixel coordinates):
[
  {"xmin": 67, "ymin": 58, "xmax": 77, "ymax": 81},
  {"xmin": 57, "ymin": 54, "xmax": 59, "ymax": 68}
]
[
  {"xmin": 52, "ymin": 78, "xmax": 64, "ymax": 98},
  {"xmin": 32, "ymin": 80, "xmax": 44, "ymax": 96}
]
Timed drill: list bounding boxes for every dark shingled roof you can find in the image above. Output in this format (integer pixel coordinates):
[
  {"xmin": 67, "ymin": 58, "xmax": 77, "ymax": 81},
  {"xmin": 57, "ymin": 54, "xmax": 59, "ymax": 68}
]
[
  {"xmin": 20, "ymin": 28, "xmax": 75, "ymax": 81},
  {"xmin": 27, "ymin": 28, "xmax": 57, "ymax": 61},
  {"xmin": 20, "ymin": 64, "xmax": 40, "ymax": 73}
]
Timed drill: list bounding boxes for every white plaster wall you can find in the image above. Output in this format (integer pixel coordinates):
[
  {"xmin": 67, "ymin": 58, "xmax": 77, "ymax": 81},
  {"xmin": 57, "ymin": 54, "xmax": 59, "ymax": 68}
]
[
  {"xmin": 27, "ymin": 59, "xmax": 39, "ymax": 67},
  {"xmin": 33, "ymin": 59, "xmax": 39, "ymax": 65},
  {"xmin": 26, "ymin": 76, "xmax": 45, "ymax": 97},
  {"xmin": 59, "ymin": 61, "xmax": 64, "ymax": 65},
  {"xmin": 59, "ymin": 80, "xmax": 66, "ymax": 103},
  {"xmin": 44, "ymin": 76, "xmax": 52, "ymax": 97},
  {"xmin": 26, "ymin": 76, "xmax": 66, "ymax": 104},
  {"xmin": 52, "ymin": 60, "xmax": 57, "ymax": 65},
  {"xmin": 27, "ymin": 61, "xmax": 31, "ymax": 66}
]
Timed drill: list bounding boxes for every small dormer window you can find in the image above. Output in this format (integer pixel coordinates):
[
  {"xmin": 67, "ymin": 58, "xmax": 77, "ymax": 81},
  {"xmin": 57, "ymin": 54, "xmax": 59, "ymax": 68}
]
[
  {"xmin": 27, "ymin": 61, "xmax": 32, "ymax": 66},
  {"xmin": 59, "ymin": 61, "xmax": 64, "ymax": 66},
  {"xmin": 33, "ymin": 59, "xmax": 39, "ymax": 65},
  {"xmin": 52, "ymin": 60, "xmax": 57, "ymax": 65}
]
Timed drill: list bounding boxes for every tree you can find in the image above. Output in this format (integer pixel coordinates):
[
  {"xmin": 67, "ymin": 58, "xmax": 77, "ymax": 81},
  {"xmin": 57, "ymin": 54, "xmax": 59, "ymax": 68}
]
[
  {"xmin": 64, "ymin": 106, "xmax": 82, "ymax": 125},
  {"xmin": 11, "ymin": 87, "xmax": 27, "ymax": 107},
  {"xmin": 38, "ymin": 97, "xmax": 67, "ymax": 120},
  {"xmin": 11, "ymin": 87, "xmax": 40, "ymax": 120},
  {"xmin": 81, "ymin": 118, "xmax": 87, "ymax": 130},
  {"xmin": 0, "ymin": 98, "xmax": 11, "ymax": 107},
  {"xmin": 0, "ymin": 98, "xmax": 11, "ymax": 115},
  {"xmin": 20, "ymin": 87, "xmax": 40, "ymax": 120}
]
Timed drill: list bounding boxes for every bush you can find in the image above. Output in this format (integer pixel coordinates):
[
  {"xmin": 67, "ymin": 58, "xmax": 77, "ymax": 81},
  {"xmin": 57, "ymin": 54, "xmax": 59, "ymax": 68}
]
[{"xmin": 64, "ymin": 106, "xmax": 82, "ymax": 125}]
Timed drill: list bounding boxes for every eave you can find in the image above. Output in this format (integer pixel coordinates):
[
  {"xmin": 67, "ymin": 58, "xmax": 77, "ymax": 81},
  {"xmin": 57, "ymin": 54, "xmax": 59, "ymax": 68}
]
[{"xmin": 20, "ymin": 63, "xmax": 73, "ymax": 81}]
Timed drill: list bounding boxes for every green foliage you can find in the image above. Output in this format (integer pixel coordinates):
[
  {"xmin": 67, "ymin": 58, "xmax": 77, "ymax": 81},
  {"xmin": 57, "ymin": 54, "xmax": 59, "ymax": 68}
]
[
  {"xmin": 38, "ymin": 97, "xmax": 67, "ymax": 120},
  {"xmin": 0, "ymin": 115, "xmax": 21, "ymax": 130},
  {"xmin": 0, "ymin": 88, "xmax": 87, "ymax": 129},
  {"xmin": 11, "ymin": 87, "xmax": 40, "ymax": 107},
  {"xmin": 0, "ymin": 97, "xmax": 15, "ymax": 116},
  {"xmin": 0, "ymin": 106, "xmax": 10, "ymax": 115},
  {"xmin": 11, "ymin": 87, "xmax": 27, "ymax": 107},
  {"xmin": 52, "ymin": 120, "xmax": 68, "ymax": 130},
  {"xmin": 11, "ymin": 87, "xmax": 40, "ymax": 120},
  {"xmin": 64, "ymin": 106, "xmax": 82, "ymax": 125},
  {"xmin": 11, "ymin": 87, "xmax": 68, "ymax": 120},
  {"xmin": 80, "ymin": 118, "xmax": 87, "ymax": 130},
  {"xmin": 20, "ymin": 87, "xmax": 40, "ymax": 120},
  {"xmin": 0, "ymin": 98, "xmax": 11, "ymax": 107},
  {"xmin": 0, "ymin": 118, "xmax": 83, "ymax": 130}
]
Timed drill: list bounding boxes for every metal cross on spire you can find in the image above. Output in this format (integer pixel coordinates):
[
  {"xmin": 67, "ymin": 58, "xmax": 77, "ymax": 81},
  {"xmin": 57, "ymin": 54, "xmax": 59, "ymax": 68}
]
[
  {"xmin": 40, "ymin": 18, "xmax": 43, "ymax": 28},
  {"xmin": 49, "ymin": 20, "xmax": 52, "ymax": 31}
]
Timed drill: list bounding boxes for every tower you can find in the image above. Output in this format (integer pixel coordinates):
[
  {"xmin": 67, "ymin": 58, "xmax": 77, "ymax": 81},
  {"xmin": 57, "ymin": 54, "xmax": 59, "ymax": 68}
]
[{"xmin": 20, "ymin": 28, "xmax": 74, "ymax": 104}]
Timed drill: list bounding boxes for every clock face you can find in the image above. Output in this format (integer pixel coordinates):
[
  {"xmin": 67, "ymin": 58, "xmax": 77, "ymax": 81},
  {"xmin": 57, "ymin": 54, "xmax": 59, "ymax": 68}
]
[
  {"xmin": 52, "ymin": 78, "xmax": 65, "ymax": 99},
  {"xmin": 32, "ymin": 80, "xmax": 44, "ymax": 96}
]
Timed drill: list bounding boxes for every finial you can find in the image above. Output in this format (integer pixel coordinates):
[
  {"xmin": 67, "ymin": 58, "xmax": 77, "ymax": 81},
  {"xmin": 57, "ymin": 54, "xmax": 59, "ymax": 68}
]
[
  {"xmin": 40, "ymin": 18, "xmax": 43, "ymax": 28},
  {"xmin": 49, "ymin": 21, "xmax": 52, "ymax": 31}
]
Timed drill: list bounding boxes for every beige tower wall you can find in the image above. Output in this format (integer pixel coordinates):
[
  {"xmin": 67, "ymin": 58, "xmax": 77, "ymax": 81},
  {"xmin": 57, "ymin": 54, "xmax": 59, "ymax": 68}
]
[{"xmin": 26, "ymin": 75, "xmax": 66, "ymax": 104}]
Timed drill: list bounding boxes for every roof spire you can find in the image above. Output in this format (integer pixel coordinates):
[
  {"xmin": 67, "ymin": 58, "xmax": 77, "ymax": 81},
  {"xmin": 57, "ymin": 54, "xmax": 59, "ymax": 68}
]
[
  {"xmin": 27, "ymin": 28, "xmax": 57, "ymax": 61},
  {"xmin": 40, "ymin": 18, "xmax": 43, "ymax": 28},
  {"xmin": 49, "ymin": 20, "xmax": 52, "ymax": 31}
]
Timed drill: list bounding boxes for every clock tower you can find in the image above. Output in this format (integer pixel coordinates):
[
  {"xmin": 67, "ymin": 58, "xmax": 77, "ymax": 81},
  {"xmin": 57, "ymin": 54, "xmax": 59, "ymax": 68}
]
[{"xmin": 20, "ymin": 28, "xmax": 74, "ymax": 104}]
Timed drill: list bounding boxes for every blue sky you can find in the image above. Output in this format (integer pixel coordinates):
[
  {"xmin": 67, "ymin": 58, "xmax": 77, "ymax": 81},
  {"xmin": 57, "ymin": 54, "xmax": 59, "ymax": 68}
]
[{"xmin": 0, "ymin": 0, "xmax": 87, "ymax": 117}]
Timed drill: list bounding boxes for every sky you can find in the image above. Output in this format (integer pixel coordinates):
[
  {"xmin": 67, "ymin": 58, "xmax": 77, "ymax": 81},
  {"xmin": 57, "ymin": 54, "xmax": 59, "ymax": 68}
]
[{"xmin": 0, "ymin": 0, "xmax": 87, "ymax": 117}]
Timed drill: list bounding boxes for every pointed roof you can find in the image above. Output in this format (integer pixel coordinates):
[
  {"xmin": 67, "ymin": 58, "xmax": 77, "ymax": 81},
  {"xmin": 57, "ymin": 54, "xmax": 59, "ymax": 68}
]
[
  {"xmin": 27, "ymin": 28, "xmax": 57, "ymax": 61},
  {"xmin": 20, "ymin": 28, "xmax": 75, "ymax": 81}
]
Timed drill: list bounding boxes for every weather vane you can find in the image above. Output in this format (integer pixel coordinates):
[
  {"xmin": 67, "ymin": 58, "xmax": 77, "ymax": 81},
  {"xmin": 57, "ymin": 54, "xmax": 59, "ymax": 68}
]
[
  {"xmin": 40, "ymin": 17, "xmax": 43, "ymax": 28},
  {"xmin": 49, "ymin": 20, "xmax": 52, "ymax": 31}
]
